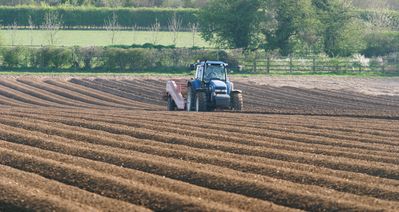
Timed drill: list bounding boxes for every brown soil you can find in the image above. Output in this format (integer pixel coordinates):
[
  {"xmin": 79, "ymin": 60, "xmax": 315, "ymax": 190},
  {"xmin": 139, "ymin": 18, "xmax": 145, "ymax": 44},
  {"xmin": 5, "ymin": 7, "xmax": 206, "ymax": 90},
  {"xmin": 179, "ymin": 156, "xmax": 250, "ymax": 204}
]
[{"xmin": 0, "ymin": 76, "xmax": 398, "ymax": 211}]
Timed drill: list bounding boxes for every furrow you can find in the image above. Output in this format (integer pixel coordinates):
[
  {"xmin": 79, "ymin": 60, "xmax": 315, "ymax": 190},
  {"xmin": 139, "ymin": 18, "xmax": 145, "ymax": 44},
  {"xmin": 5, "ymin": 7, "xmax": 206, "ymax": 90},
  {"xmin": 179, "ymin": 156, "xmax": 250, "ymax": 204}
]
[
  {"xmin": 0, "ymin": 79, "xmax": 86, "ymax": 108},
  {"xmin": 46, "ymin": 79, "xmax": 149, "ymax": 108},
  {"xmin": 3, "ymin": 111, "xmax": 399, "ymax": 181},
  {"xmin": 0, "ymin": 164, "xmax": 147, "ymax": 212},
  {"xmin": 0, "ymin": 140, "xmax": 294, "ymax": 212},
  {"xmin": 0, "ymin": 147, "xmax": 237, "ymax": 212},
  {"xmin": 0, "ymin": 125, "xmax": 397, "ymax": 211},
  {"xmin": 0, "ymin": 176, "xmax": 93, "ymax": 212},
  {"xmin": 16, "ymin": 79, "xmax": 118, "ymax": 108},
  {"xmin": 3, "ymin": 116, "xmax": 399, "ymax": 201}
]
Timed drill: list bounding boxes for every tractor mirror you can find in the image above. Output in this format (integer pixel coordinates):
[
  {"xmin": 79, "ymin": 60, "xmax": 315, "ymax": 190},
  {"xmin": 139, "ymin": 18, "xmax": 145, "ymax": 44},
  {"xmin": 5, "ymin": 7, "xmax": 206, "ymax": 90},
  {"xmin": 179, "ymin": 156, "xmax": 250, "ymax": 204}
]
[{"xmin": 189, "ymin": 64, "xmax": 196, "ymax": 70}]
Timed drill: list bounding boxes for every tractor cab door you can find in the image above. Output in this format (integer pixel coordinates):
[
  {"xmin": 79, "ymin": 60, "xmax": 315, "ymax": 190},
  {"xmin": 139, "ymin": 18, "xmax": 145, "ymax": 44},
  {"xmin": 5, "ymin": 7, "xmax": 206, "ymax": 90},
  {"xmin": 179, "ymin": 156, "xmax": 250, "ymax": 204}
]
[
  {"xmin": 190, "ymin": 64, "xmax": 204, "ymax": 91},
  {"xmin": 195, "ymin": 65, "xmax": 204, "ymax": 81}
]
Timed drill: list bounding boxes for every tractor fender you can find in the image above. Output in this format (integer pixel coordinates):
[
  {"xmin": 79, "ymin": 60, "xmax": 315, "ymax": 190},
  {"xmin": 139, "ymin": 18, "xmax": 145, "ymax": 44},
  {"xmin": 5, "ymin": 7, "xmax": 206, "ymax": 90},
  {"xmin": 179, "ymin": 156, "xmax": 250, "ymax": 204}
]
[
  {"xmin": 231, "ymin": 90, "xmax": 242, "ymax": 94},
  {"xmin": 188, "ymin": 79, "xmax": 202, "ymax": 91}
]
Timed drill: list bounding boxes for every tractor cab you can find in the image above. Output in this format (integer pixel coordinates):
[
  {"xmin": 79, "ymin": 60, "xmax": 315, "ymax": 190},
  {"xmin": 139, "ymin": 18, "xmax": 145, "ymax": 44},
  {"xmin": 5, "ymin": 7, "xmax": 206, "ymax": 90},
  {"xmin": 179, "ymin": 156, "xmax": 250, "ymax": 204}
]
[{"xmin": 194, "ymin": 61, "xmax": 228, "ymax": 83}]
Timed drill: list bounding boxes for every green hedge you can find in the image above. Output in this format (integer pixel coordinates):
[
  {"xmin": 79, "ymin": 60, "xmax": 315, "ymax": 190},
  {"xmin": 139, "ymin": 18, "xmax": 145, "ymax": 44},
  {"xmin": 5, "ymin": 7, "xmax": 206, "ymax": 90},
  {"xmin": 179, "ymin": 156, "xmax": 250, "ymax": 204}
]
[
  {"xmin": 0, "ymin": 46, "xmax": 238, "ymax": 71},
  {"xmin": 0, "ymin": 6, "xmax": 198, "ymax": 28},
  {"xmin": 0, "ymin": 46, "xmax": 394, "ymax": 73},
  {"xmin": 362, "ymin": 31, "xmax": 399, "ymax": 57}
]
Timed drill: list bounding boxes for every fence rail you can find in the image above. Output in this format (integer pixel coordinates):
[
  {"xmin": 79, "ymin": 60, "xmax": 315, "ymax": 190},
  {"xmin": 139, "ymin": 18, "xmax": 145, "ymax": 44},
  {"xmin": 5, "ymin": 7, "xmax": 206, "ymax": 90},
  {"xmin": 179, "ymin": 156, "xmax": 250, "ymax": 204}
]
[{"xmin": 235, "ymin": 53, "xmax": 399, "ymax": 74}]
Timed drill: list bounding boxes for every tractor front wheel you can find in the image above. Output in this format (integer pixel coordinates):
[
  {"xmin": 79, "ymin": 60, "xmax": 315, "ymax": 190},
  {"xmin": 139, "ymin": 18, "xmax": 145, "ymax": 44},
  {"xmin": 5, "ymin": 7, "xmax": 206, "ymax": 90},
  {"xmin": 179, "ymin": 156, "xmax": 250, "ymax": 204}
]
[
  {"xmin": 195, "ymin": 92, "xmax": 207, "ymax": 112},
  {"xmin": 231, "ymin": 92, "xmax": 243, "ymax": 111}
]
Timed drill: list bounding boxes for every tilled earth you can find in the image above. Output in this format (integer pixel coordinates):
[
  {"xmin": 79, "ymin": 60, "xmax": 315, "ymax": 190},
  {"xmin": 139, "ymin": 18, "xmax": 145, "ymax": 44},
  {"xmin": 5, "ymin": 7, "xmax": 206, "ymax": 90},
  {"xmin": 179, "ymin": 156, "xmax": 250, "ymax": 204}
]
[{"xmin": 0, "ymin": 76, "xmax": 398, "ymax": 211}]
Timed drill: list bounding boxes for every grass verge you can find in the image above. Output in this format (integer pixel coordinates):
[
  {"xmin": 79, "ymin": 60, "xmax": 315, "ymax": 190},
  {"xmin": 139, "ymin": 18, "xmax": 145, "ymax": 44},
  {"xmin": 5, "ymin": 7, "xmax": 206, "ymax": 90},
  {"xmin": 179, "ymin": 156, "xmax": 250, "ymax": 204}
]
[{"xmin": 0, "ymin": 69, "xmax": 397, "ymax": 77}]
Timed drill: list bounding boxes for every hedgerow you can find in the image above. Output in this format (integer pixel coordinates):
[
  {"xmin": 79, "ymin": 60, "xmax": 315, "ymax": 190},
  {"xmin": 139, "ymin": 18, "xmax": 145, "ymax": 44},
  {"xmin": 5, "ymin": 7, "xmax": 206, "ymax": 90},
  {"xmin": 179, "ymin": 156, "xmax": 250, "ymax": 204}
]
[{"xmin": 0, "ymin": 6, "xmax": 198, "ymax": 28}]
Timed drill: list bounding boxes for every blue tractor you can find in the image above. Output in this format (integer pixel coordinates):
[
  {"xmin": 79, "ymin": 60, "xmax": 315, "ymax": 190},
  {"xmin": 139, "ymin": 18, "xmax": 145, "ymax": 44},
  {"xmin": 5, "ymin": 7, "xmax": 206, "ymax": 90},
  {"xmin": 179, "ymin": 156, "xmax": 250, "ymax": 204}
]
[{"xmin": 165, "ymin": 60, "xmax": 243, "ymax": 112}]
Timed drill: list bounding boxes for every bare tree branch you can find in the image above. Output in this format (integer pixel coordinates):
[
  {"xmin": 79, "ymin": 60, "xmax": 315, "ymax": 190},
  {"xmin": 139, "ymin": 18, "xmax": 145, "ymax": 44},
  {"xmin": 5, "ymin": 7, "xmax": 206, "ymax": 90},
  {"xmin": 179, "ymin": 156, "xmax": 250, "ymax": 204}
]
[
  {"xmin": 28, "ymin": 15, "xmax": 34, "ymax": 46},
  {"xmin": 42, "ymin": 11, "xmax": 63, "ymax": 45},
  {"xmin": 10, "ymin": 21, "xmax": 18, "ymax": 46},
  {"xmin": 190, "ymin": 22, "xmax": 198, "ymax": 47},
  {"xmin": 104, "ymin": 12, "xmax": 119, "ymax": 45},
  {"xmin": 151, "ymin": 18, "xmax": 160, "ymax": 45},
  {"xmin": 168, "ymin": 12, "xmax": 183, "ymax": 46}
]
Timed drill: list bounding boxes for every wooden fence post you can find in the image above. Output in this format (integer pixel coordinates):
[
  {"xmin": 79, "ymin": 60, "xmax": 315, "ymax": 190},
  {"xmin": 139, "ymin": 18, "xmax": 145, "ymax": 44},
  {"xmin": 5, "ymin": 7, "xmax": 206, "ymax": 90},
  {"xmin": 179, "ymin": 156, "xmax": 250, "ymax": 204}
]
[
  {"xmin": 252, "ymin": 52, "xmax": 258, "ymax": 73},
  {"xmin": 312, "ymin": 56, "xmax": 316, "ymax": 73},
  {"xmin": 289, "ymin": 54, "xmax": 293, "ymax": 73},
  {"xmin": 266, "ymin": 56, "xmax": 270, "ymax": 74},
  {"xmin": 396, "ymin": 53, "xmax": 399, "ymax": 72},
  {"xmin": 381, "ymin": 58, "xmax": 385, "ymax": 73}
]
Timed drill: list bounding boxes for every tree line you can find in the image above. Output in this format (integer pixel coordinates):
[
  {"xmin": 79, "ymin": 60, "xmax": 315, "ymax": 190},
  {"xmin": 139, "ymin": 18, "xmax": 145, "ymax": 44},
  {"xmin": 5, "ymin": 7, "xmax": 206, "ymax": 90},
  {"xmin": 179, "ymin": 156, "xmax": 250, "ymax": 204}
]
[
  {"xmin": 0, "ymin": 0, "xmax": 208, "ymax": 8},
  {"xmin": 0, "ymin": 6, "xmax": 197, "ymax": 29},
  {"xmin": 0, "ymin": 0, "xmax": 396, "ymax": 8},
  {"xmin": 199, "ymin": 0, "xmax": 399, "ymax": 57},
  {"xmin": 1, "ymin": 0, "xmax": 398, "ymax": 57}
]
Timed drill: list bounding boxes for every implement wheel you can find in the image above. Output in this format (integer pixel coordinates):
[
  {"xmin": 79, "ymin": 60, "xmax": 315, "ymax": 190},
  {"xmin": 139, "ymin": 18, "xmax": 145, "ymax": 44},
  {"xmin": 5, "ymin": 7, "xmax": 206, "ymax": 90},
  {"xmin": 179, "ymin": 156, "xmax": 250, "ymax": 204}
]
[
  {"xmin": 231, "ymin": 92, "xmax": 243, "ymax": 111},
  {"xmin": 167, "ymin": 95, "xmax": 177, "ymax": 111}
]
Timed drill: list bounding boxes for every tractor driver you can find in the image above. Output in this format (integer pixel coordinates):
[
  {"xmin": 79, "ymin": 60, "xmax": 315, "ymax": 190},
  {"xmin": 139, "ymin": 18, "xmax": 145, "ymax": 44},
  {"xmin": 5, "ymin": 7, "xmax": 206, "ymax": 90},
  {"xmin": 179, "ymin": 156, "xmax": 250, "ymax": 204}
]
[{"xmin": 204, "ymin": 65, "xmax": 226, "ymax": 82}]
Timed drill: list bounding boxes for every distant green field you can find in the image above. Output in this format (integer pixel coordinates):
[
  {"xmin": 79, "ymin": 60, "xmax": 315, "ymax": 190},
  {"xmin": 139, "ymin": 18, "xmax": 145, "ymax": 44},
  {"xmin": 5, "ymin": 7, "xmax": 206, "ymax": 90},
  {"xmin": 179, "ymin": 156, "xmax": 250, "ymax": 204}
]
[{"xmin": 0, "ymin": 30, "xmax": 210, "ymax": 47}]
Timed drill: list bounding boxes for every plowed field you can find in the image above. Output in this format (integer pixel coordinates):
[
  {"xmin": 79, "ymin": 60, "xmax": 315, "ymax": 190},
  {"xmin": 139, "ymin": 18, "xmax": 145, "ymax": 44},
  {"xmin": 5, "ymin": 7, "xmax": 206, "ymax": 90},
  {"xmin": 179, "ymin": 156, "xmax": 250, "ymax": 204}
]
[{"xmin": 0, "ymin": 76, "xmax": 398, "ymax": 211}]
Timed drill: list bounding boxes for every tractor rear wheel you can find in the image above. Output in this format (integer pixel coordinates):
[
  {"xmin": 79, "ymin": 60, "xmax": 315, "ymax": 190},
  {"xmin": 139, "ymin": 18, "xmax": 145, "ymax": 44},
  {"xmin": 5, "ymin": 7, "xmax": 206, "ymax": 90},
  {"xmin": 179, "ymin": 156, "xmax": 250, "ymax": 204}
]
[
  {"xmin": 167, "ymin": 95, "xmax": 176, "ymax": 111},
  {"xmin": 195, "ymin": 92, "xmax": 208, "ymax": 112},
  {"xmin": 231, "ymin": 92, "xmax": 243, "ymax": 111}
]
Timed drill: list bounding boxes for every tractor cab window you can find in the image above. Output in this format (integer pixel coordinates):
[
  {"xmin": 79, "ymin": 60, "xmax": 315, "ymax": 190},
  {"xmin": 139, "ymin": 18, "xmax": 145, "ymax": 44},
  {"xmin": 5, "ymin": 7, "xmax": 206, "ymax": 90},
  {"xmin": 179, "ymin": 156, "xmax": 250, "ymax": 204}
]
[{"xmin": 204, "ymin": 65, "xmax": 226, "ymax": 82}]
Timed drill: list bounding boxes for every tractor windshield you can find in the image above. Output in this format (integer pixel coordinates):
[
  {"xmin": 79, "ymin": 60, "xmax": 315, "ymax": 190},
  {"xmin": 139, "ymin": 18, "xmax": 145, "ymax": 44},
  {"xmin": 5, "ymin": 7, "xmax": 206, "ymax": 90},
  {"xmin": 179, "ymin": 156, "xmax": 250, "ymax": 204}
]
[{"xmin": 204, "ymin": 65, "xmax": 227, "ymax": 82}]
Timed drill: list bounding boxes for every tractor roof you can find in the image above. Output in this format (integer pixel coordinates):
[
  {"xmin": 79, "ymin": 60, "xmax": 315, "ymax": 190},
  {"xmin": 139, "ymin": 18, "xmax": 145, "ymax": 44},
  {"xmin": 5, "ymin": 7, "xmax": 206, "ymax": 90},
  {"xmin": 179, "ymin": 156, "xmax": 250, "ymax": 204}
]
[{"xmin": 198, "ymin": 60, "xmax": 228, "ymax": 66}]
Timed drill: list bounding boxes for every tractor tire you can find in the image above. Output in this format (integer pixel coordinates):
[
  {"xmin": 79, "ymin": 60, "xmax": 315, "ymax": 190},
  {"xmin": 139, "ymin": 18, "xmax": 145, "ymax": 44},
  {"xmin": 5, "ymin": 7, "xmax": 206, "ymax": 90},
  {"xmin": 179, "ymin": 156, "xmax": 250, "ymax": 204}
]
[
  {"xmin": 186, "ymin": 86, "xmax": 195, "ymax": 112},
  {"xmin": 167, "ymin": 95, "xmax": 176, "ymax": 111},
  {"xmin": 231, "ymin": 92, "xmax": 243, "ymax": 111},
  {"xmin": 195, "ymin": 92, "xmax": 208, "ymax": 112}
]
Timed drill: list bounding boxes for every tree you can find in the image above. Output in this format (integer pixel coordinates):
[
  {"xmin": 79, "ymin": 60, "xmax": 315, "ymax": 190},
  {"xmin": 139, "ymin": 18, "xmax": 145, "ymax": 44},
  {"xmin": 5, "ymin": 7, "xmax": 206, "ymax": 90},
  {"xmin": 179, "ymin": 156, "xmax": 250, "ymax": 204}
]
[
  {"xmin": 313, "ymin": 0, "xmax": 366, "ymax": 56},
  {"xmin": 168, "ymin": 12, "xmax": 182, "ymax": 46},
  {"xmin": 332, "ymin": 18, "xmax": 367, "ymax": 56},
  {"xmin": 42, "ymin": 11, "xmax": 63, "ymax": 45},
  {"xmin": 28, "ymin": 15, "xmax": 34, "ymax": 46},
  {"xmin": 190, "ymin": 22, "xmax": 198, "ymax": 47},
  {"xmin": 104, "ymin": 12, "xmax": 119, "ymax": 45},
  {"xmin": 364, "ymin": 1, "xmax": 394, "ymax": 31},
  {"xmin": 9, "ymin": 21, "xmax": 18, "ymax": 46},
  {"xmin": 263, "ymin": 0, "xmax": 322, "ymax": 55},
  {"xmin": 150, "ymin": 19, "xmax": 160, "ymax": 45},
  {"xmin": 198, "ymin": 0, "xmax": 366, "ymax": 56},
  {"xmin": 198, "ymin": 0, "xmax": 263, "ymax": 49}
]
